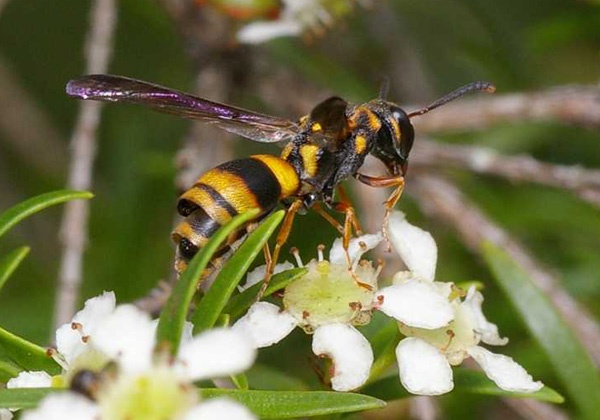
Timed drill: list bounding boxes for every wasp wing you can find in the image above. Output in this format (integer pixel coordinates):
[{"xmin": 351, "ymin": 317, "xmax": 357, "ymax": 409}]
[{"xmin": 66, "ymin": 74, "xmax": 299, "ymax": 143}]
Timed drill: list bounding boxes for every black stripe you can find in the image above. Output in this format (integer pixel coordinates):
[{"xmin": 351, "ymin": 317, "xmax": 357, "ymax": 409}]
[
  {"xmin": 197, "ymin": 183, "xmax": 238, "ymax": 217},
  {"xmin": 188, "ymin": 206, "xmax": 222, "ymax": 239},
  {"xmin": 219, "ymin": 158, "xmax": 281, "ymax": 210}
]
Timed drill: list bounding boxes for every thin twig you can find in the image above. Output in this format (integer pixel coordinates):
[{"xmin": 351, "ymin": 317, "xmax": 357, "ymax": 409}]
[
  {"xmin": 411, "ymin": 174, "xmax": 600, "ymax": 367},
  {"xmin": 53, "ymin": 0, "xmax": 117, "ymax": 330},
  {"xmin": 410, "ymin": 85, "xmax": 600, "ymax": 132},
  {"xmin": 411, "ymin": 139, "xmax": 600, "ymax": 208},
  {"xmin": 408, "ymin": 396, "xmax": 438, "ymax": 420}
]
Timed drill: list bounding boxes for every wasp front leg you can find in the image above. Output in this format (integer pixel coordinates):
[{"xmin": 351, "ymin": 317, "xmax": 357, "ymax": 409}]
[{"xmin": 354, "ymin": 172, "xmax": 405, "ymax": 250}]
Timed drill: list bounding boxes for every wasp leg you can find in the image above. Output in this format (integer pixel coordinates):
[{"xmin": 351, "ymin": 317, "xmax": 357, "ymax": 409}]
[
  {"xmin": 354, "ymin": 173, "xmax": 405, "ymax": 249},
  {"xmin": 258, "ymin": 199, "xmax": 303, "ymax": 300}
]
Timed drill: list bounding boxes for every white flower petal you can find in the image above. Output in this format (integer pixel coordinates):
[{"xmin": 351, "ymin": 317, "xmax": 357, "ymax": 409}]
[
  {"xmin": 7, "ymin": 371, "xmax": 52, "ymax": 388},
  {"xmin": 462, "ymin": 288, "xmax": 508, "ymax": 346},
  {"xmin": 237, "ymin": 20, "xmax": 302, "ymax": 44},
  {"xmin": 388, "ymin": 212, "xmax": 437, "ymax": 281},
  {"xmin": 233, "ymin": 302, "xmax": 297, "ymax": 348},
  {"xmin": 56, "ymin": 291, "xmax": 116, "ymax": 364},
  {"xmin": 92, "ymin": 304, "xmax": 156, "ymax": 373},
  {"xmin": 396, "ymin": 337, "xmax": 453, "ymax": 395},
  {"xmin": 238, "ymin": 262, "xmax": 294, "ymax": 292},
  {"xmin": 312, "ymin": 323, "xmax": 373, "ymax": 392},
  {"xmin": 183, "ymin": 398, "xmax": 256, "ymax": 420},
  {"xmin": 468, "ymin": 346, "xmax": 543, "ymax": 393},
  {"xmin": 0, "ymin": 409, "xmax": 12, "ymax": 420},
  {"xmin": 177, "ymin": 328, "xmax": 256, "ymax": 381},
  {"xmin": 21, "ymin": 392, "xmax": 98, "ymax": 420},
  {"xmin": 329, "ymin": 233, "xmax": 383, "ymax": 266},
  {"xmin": 376, "ymin": 280, "xmax": 453, "ymax": 329}
]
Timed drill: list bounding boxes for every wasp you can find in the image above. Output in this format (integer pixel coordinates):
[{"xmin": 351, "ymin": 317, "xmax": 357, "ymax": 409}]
[{"xmin": 66, "ymin": 75, "xmax": 494, "ymax": 288}]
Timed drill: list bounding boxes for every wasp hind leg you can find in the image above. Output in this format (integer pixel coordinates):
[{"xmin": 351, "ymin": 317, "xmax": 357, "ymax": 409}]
[
  {"xmin": 257, "ymin": 199, "xmax": 304, "ymax": 300},
  {"xmin": 354, "ymin": 173, "xmax": 405, "ymax": 250}
]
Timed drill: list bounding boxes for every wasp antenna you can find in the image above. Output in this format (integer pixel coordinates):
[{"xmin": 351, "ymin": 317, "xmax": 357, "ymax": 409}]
[
  {"xmin": 407, "ymin": 81, "xmax": 496, "ymax": 118},
  {"xmin": 378, "ymin": 76, "xmax": 391, "ymax": 99}
]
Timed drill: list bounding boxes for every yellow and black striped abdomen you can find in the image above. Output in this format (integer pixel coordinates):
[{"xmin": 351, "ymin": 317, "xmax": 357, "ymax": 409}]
[{"xmin": 172, "ymin": 154, "xmax": 300, "ymax": 273}]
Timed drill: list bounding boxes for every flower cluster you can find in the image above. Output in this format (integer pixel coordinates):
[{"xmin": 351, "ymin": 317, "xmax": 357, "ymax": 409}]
[
  {"xmin": 8, "ymin": 293, "xmax": 258, "ymax": 419},
  {"xmin": 233, "ymin": 211, "xmax": 543, "ymax": 395},
  {"xmin": 237, "ymin": 0, "xmax": 362, "ymax": 44}
]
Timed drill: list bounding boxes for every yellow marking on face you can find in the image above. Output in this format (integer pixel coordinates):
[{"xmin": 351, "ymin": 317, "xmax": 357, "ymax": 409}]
[
  {"xmin": 311, "ymin": 122, "xmax": 322, "ymax": 132},
  {"xmin": 366, "ymin": 109, "xmax": 382, "ymax": 131},
  {"xmin": 299, "ymin": 144, "xmax": 320, "ymax": 178},
  {"xmin": 200, "ymin": 169, "xmax": 260, "ymax": 213},
  {"xmin": 251, "ymin": 154, "xmax": 300, "ymax": 198},
  {"xmin": 355, "ymin": 134, "xmax": 367, "ymax": 154}
]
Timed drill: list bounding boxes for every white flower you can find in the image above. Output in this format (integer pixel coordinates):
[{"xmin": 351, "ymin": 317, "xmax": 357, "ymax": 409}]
[
  {"xmin": 234, "ymin": 234, "xmax": 381, "ymax": 391},
  {"xmin": 20, "ymin": 303, "xmax": 257, "ymax": 419},
  {"xmin": 385, "ymin": 212, "xmax": 543, "ymax": 395},
  {"xmin": 7, "ymin": 292, "xmax": 116, "ymax": 390},
  {"xmin": 237, "ymin": 0, "xmax": 361, "ymax": 44}
]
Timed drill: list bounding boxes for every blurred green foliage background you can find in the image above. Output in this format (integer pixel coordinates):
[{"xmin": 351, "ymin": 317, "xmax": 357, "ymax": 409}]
[{"xmin": 0, "ymin": 0, "xmax": 599, "ymax": 417}]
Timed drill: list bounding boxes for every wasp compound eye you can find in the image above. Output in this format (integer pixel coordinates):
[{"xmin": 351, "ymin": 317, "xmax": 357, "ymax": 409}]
[{"xmin": 178, "ymin": 238, "xmax": 199, "ymax": 261}]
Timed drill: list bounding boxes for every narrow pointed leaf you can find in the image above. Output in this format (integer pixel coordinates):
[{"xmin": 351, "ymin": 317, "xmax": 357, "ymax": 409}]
[
  {"xmin": 192, "ymin": 210, "xmax": 285, "ymax": 333},
  {"xmin": 363, "ymin": 369, "xmax": 563, "ymax": 403},
  {"xmin": 224, "ymin": 267, "xmax": 307, "ymax": 320},
  {"xmin": 0, "ymin": 327, "xmax": 60, "ymax": 374},
  {"xmin": 0, "ymin": 359, "xmax": 22, "ymax": 383},
  {"xmin": 157, "ymin": 209, "xmax": 260, "ymax": 354},
  {"xmin": 0, "ymin": 190, "xmax": 93, "ymax": 240},
  {"xmin": 0, "ymin": 247, "xmax": 30, "ymax": 292},
  {"xmin": 198, "ymin": 389, "xmax": 385, "ymax": 418},
  {"xmin": 483, "ymin": 243, "xmax": 600, "ymax": 417},
  {"xmin": 0, "ymin": 388, "xmax": 55, "ymax": 409}
]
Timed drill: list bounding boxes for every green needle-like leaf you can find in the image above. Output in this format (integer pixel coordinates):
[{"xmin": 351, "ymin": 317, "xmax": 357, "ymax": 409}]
[
  {"xmin": 224, "ymin": 267, "xmax": 307, "ymax": 320},
  {"xmin": 363, "ymin": 369, "xmax": 563, "ymax": 403},
  {"xmin": 0, "ymin": 388, "xmax": 55, "ymax": 409},
  {"xmin": 192, "ymin": 210, "xmax": 285, "ymax": 333},
  {"xmin": 198, "ymin": 389, "xmax": 386, "ymax": 418},
  {"xmin": 483, "ymin": 243, "xmax": 600, "ymax": 418},
  {"xmin": 0, "ymin": 246, "xmax": 30, "ymax": 292},
  {"xmin": 0, "ymin": 359, "xmax": 22, "ymax": 383},
  {"xmin": 0, "ymin": 327, "xmax": 60, "ymax": 374},
  {"xmin": 157, "ymin": 209, "xmax": 260, "ymax": 354},
  {"xmin": 0, "ymin": 190, "xmax": 93, "ymax": 240}
]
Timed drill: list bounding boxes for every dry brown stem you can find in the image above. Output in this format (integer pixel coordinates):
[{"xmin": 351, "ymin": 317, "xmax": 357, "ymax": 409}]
[
  {"xmin": 411, "ymin": 139, "xmax": 600, "ymax": 208},
  {"xmin": 411, "ymin": 85, "xmax": 600, "ymax": 132},
  {"xmin": 53, "ymin": 0, "xmax": 117, "ymax": 330}
]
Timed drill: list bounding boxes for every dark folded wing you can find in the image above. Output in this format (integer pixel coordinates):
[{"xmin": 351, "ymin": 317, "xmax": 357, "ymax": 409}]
[{"xmin": 66, "ymin": 74, "xmax": 299, "ymax": 143}]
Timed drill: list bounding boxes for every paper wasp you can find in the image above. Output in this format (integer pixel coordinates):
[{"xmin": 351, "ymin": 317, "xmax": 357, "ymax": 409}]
[{"xmin": 66, "ymin": 75, "xmax": 494, "ymax": 289}]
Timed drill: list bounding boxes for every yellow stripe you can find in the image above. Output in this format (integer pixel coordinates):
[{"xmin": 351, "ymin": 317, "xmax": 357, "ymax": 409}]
[
  {"xmin": 200, "ymin": 169, "xmax": 260, "ymax": 213},
  {"xmin": 355, "ymin": 134, "xmax": 367, "ymax": 154},
  {"xmin": 299, "ymin": 145, "xmax": 320, "ymax": 178},
  {"xmin": 172, "ymin": 221, "xmax": 210, "ymax": 249},
  {"xmin": 251, "ymin": 154, "xmax": 300, "ymax": 199},
  {"xmin": 179, "ymin": 184, "xmax": 231, "ymax": 225}
]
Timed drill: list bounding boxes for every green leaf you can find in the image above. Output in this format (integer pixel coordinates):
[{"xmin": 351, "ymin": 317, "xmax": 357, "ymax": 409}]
[
  {"xmin": 363, "ymin": 369, "xmax": 563, "ymax": 403},
  {"xmin": 156, "ymin": 209, "xmax": 260, "ymax": 354},
  {"xmin": 0, "ymin": 359, "xmax": 22, "ymax": 383},
  {"xmin": 483, "ymin": 243, "xmax": 600, "ymax": 417},
  {"xmin": 0, "ymin": 388, "xmax": 55, "ymax": 409},
  {"xmin": 198, "ymin": 389, "xmax": 385, "ymax": 418},
  {"xmin": 0, "ymin": 246, "xmax": 30, "ymax": 292},
  {"xmin": 231, "ymin": 372, "xmax": 249, "ymax": 390},
  {"xmin": 192, "ymin": 210, "xmax": 285, "ymax": 333},
  {"xmin": 367, "ymin": 321, "xmax": 401, "ymax": 384},
  {"xmin": 0, "ymin": 190, "xmax": 93, "ymax": 240},
  {"xmin": 223, "ymin": 267, "xmax": 307, "ymax": 320},
  {"xmin": 0, "ymin": 327, "xmax": 60, "ymax": 375}
]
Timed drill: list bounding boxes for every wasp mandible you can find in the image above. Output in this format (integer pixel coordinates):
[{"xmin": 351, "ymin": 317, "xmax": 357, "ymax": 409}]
[{"xmin": 66, "ymin": 75, "xmax": 495, "ymax": 289}]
